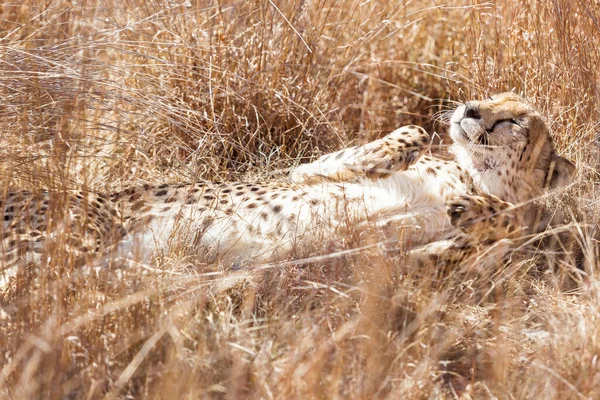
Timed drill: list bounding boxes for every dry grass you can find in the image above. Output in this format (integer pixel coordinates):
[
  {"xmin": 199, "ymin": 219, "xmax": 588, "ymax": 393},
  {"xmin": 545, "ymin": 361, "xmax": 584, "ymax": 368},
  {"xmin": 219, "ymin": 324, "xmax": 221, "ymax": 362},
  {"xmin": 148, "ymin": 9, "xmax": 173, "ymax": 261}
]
[{"xmin": 1, "ymin": 0, "xmax": 600, "ymax": 398}]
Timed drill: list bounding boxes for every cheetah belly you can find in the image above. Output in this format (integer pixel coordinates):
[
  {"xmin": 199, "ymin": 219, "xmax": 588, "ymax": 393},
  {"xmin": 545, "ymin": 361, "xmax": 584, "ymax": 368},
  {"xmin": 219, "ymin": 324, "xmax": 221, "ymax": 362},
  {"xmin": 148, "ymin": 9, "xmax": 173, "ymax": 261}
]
[
  {"xmin": 177, "ymin": 183, "xmax": 388, "ymax": 264},
  {"xmin": 112, "ymin": 186, "xmax": 331, "ymax": 264},
  {"xmin": 113, "ymin": 158, "xmax": 471, "ymax": 265},
  {"xmin": 112, "ymin": 183, "xmax": 387, "ymax": 264}
]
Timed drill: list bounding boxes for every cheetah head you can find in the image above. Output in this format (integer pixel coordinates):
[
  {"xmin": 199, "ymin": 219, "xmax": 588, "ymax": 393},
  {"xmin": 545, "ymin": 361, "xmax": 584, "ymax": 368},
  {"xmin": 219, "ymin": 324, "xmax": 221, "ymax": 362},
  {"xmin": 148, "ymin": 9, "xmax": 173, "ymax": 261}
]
[{"xmin": 450, "ymin": 92, "xmax": 575, "ymax": 200}]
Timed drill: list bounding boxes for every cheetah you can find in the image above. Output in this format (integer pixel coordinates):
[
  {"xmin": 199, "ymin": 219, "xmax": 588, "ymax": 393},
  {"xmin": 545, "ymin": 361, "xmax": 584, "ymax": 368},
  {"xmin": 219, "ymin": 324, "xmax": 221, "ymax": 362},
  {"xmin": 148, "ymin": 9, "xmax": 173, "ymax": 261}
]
[{"xmin": 0, "ymin": 92, "xmax": 576, "ymax": 290}]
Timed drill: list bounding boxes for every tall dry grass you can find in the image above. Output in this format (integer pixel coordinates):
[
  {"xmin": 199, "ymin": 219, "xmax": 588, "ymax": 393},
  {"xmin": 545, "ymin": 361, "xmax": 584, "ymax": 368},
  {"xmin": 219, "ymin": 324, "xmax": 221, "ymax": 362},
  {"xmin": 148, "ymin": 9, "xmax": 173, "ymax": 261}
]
[{"xmin": 1, "ymin": 0, "xmax": 600, "ymax": 398}]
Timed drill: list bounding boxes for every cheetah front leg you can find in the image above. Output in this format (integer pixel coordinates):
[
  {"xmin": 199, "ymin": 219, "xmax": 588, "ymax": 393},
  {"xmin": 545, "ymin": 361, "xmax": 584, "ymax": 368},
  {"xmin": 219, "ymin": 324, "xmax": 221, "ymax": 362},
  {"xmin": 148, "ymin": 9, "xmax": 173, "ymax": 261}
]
[
  {"xmin": 290, "ymin": 125, "xmax": 430, "ymax": 184},
  {"xmin": 406, "ymin": 194, "xmax": 522, "ymax": 270},
  {"xmin": 446, "ymin": 194, "xmax": 523, "ymax": 243}
]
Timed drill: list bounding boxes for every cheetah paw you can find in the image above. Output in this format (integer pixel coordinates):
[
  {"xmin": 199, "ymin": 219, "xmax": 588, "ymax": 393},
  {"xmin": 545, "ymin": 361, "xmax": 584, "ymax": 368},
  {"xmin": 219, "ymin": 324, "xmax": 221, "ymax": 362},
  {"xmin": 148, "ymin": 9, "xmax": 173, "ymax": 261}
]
[
  {"xmin": 348, "ymin": 125, "xmax": 430, "ymax": 178},
  {"xmin": 447, "ymin": 195, "xmax": 515, "ymax": 241}
]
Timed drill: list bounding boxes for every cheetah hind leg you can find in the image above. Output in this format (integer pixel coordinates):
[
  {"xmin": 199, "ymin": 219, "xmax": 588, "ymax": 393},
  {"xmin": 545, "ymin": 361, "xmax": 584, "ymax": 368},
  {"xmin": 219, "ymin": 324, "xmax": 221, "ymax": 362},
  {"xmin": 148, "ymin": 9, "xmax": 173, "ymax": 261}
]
[{"xmin": 290, "ymin": 125, "xmax": 430, "ymax": 184}]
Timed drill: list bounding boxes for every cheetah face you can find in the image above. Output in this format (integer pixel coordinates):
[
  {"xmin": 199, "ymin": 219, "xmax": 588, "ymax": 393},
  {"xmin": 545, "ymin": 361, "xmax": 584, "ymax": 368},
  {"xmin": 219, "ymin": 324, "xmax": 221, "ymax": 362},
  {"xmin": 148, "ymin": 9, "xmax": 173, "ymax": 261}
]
[
  {"xmin": 449, "ymin": 92, "xmax": 535, "ymax": 153},
  {"xmin": 450, "ymin": 92, "xmax": 576, "ymax": 195}
]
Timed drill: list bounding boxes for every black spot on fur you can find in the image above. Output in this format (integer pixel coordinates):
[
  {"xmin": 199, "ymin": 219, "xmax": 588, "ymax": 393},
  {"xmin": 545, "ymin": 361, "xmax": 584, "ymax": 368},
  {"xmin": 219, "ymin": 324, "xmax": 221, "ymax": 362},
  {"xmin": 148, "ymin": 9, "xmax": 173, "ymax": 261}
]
[
  {"xmin": 129, "ymin": 193, "xmax": 142, "ymax": 202},
  {"xmin": 335, "ymin": 150, "xmax": 347, "ymax": 160}
]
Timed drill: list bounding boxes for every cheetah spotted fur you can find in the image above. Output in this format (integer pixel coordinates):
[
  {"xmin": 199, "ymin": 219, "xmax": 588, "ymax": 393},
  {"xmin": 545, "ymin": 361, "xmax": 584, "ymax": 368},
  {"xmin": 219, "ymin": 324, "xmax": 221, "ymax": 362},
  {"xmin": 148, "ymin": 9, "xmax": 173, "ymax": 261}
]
[{"xmin": 0, "ymin": 93, "xmax": 576, "ymax": 290}]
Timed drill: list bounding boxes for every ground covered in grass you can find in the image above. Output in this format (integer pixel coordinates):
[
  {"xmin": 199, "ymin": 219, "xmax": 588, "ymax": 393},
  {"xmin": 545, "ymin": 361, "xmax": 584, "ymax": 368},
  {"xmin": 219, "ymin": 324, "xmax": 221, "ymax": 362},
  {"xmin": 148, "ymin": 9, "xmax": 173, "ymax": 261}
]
[{"xmin": 1, "ymin": 1, "xmax": 600, "ymax": 398}]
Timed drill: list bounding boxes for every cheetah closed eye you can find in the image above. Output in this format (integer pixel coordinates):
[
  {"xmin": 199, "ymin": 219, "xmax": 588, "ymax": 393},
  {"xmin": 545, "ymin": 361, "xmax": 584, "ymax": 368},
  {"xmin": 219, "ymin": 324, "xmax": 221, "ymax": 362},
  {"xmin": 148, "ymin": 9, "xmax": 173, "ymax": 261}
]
[{"xmin": 0, "ymin": 92, "xmax": 576, "ymax": 290}]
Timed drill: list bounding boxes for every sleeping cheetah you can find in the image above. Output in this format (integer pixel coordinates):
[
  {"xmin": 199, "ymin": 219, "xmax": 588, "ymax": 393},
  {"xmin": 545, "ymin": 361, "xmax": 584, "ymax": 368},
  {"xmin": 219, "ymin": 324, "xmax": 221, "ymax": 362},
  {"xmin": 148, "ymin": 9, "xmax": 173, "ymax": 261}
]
[{"xmin": 0, "ymin": 92, "xmax": 576, "ymax": 290}]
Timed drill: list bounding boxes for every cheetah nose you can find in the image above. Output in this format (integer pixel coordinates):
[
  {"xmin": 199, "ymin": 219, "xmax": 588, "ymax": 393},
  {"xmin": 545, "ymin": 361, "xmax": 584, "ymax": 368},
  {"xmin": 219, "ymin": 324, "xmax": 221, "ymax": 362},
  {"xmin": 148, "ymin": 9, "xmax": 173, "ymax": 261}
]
[{"xmin": 464, "ymin": 106, "xmax": 481, "ymax": 120}]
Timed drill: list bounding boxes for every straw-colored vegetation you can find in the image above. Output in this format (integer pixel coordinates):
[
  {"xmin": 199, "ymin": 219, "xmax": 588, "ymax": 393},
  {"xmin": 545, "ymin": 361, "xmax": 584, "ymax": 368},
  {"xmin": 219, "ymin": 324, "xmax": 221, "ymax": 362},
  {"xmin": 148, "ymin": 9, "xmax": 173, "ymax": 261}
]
[{"xmin": 1, "ymin": 0, "xmax": 600, "ymax": 398}]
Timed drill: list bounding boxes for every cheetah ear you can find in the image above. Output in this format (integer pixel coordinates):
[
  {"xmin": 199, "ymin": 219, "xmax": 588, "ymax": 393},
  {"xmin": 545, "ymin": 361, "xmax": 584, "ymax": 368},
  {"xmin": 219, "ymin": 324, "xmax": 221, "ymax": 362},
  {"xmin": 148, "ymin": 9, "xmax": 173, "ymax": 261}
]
[{"xmin": 547, "ymin": 153, "xmax": 576, "ymax": 190}]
